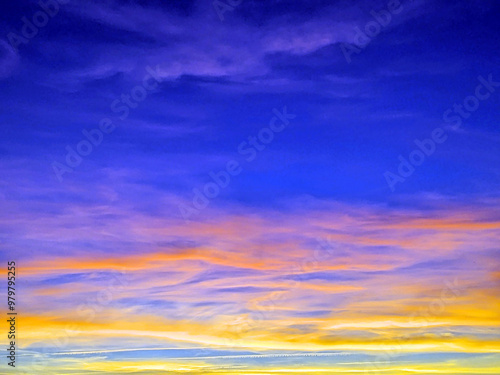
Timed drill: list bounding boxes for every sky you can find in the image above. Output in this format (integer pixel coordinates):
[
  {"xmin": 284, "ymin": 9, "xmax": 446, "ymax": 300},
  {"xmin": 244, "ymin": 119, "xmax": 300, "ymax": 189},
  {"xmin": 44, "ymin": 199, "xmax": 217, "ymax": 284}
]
[{"xmin": 0, "ymin": 0, "xmax": 499, "ymax": 374}]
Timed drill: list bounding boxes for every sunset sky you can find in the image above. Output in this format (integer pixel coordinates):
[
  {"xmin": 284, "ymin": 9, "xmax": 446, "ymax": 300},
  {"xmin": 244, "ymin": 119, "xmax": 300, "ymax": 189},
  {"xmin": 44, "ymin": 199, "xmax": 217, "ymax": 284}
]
[{"xmin": 0, "ymin": 0, "xmax": 499, "ymax": 374}]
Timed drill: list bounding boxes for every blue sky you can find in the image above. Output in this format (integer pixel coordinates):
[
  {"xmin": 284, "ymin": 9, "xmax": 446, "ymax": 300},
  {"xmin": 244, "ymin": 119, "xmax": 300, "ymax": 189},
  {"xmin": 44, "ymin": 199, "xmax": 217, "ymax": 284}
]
[
  {"xmin": 0, "ymin": 0, "xmax": 499, "ymax": 374},
  {"xmin": 0, "ymin": 0, "xmax": 498, "ymax": 210}
]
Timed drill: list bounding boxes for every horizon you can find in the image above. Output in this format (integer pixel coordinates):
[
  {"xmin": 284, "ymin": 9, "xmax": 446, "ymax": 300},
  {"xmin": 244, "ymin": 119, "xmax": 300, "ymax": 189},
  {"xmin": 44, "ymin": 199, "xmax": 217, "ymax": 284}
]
[{"xmin": 0, "ymin": 0, "xmax": 499, "ymax": 374}]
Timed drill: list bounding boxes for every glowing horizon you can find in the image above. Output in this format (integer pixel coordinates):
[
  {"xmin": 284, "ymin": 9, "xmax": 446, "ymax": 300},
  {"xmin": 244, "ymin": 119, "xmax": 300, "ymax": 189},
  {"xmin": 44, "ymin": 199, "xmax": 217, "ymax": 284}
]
[{"xmin": 1, "ymin": 0, "xmax": 499, "ymax": 374}]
